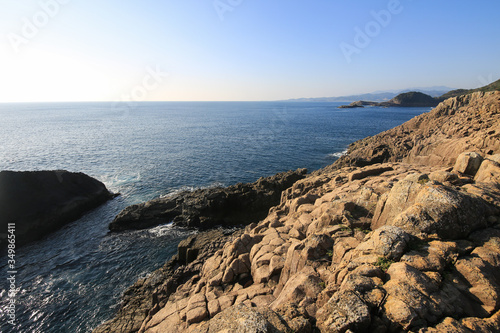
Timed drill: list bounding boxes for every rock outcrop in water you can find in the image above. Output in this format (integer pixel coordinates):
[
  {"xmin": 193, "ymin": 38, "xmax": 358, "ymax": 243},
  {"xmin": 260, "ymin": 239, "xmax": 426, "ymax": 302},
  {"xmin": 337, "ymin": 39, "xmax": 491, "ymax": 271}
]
[
  {"xmin": 94, "ymin": 91, "xmax": 500, "ymax": 332},
  {"xmin": 0, "ymin": 170, "xmax": 114, "ymax": 247},
  {"xmin": 109, "ymin": 169, "xmax": 307, "ymax": 231}
]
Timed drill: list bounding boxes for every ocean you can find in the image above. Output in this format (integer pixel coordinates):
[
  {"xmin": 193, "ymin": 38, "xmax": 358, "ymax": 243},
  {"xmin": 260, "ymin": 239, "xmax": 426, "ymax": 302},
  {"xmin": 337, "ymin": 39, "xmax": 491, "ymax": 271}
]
[{"xmin": 0, "ymin": 101, "xmax": 431, "ymax": 332}]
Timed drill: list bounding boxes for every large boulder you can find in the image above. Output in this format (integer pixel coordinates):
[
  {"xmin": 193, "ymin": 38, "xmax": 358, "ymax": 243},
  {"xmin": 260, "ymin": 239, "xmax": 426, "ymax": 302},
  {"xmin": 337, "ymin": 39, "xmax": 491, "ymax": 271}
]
[
  {"xmin": 194, "ymin": 303, "xmax": 290, "ymax": 333},
  {"xmin": 372, "ymin": 174, "xmax": 491, "ymax": 239},
  {"xmin": 0, "ymin": 170, "xmax": 114, "ymax": 247},
  {"xmin": 453, "ymin": 152, "xmax": 484, "ymax": 176},
  {"xmin": 475, "ymin": 154, "xmax": 500, "ymax": 185}
]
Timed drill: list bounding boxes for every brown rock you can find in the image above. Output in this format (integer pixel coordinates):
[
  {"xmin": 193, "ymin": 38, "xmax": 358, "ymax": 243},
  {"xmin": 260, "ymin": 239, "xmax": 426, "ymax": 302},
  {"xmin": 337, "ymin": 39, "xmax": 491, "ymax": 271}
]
[
  {"xmin": 194, "ymin": 303, "xmax": 289, "ymax": 333},
  {"xmin": 453, "ymin": 151, "xmax": 484, "ymax": 175},
  {"xmin": 373, "ymin": 175, "xmax": 490, "ymax": 239},
  {"xmin": 356, "ymin": 226, "xmax": 411, "ymax": 260},
  {"xmin": 348, "ymin": 165, "xmax": 394, "ymax": 181},
  {"xmin": 475, "ymin": 154, "xmax": 500, "ymax": 185}
]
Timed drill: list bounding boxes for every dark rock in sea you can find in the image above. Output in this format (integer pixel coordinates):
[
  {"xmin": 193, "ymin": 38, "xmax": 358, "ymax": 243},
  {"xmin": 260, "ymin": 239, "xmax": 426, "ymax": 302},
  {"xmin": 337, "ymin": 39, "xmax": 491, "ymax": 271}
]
[
  {"xmin": 0, "ymin": 170, "xmax": 115, "ymax": 247},
  {"xmin": 109, "ymin": 169, "xmax": 308, "ymax": 232},
  {"xmin": 338, "ymin": 100, "xmax": 378, "ymax": 108},
  {"xmin": 338, "ymin": 104, "xmax": 363, "ymax": 109}
]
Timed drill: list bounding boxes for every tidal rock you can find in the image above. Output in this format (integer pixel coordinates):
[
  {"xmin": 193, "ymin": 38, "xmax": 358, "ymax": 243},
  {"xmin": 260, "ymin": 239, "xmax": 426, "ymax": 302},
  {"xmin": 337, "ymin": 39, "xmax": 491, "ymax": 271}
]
[
  {"xmin": 0, "ymin": 170, "xmax": 114, "ymax": 247},
  {"xmin": 109, "ymin": 169, "xmax": 307, "ymax": 231}
]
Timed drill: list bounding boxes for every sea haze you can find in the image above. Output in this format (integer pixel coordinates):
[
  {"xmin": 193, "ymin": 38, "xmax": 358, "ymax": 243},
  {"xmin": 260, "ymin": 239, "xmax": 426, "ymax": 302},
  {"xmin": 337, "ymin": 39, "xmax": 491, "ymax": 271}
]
[{"xmin": 0, "ymin": 102, "xmax": 430, "ymax": 332}]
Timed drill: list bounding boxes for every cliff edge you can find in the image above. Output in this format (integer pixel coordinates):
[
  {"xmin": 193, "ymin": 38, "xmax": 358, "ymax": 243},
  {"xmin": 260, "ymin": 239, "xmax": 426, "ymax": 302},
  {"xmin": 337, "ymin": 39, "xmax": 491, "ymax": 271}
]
[{"xmin": 94, "ymin": 92, "xmax": 500, "ymax": 333}]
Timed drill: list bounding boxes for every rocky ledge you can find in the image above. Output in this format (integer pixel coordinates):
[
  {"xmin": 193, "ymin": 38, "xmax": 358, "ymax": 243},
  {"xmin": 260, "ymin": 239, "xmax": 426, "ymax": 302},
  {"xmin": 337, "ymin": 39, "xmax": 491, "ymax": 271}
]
[
  {"xmin": 95, "ymin": 91, "xmax": 500, "ymax": 332},
  {"xmin": 109, "ymin": 169, "xmax": 307, "ymax": 231},
  {"xmin": 0, "ymin": 170, "xmax": 114, "ymax": 247}
]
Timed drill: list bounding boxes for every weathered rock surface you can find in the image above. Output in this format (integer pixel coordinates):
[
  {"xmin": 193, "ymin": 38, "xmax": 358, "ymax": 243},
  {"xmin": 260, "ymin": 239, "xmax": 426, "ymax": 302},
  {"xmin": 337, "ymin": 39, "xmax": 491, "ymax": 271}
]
[
  {"xmin": 0, "ymin": 170, "xmax": 114, "ymax": 247},
  {"xmin": 109, "ymin": 169, "xmax": 307, "ymax": 232},
  {"xmin": 94, "ymin": 92, "xmax": 500, "ymax": 333}
]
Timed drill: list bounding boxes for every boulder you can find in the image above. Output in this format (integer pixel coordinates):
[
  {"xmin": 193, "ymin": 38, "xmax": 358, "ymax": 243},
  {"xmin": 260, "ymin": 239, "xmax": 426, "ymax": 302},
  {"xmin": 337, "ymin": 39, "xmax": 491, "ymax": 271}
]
[
  {"xmin": 356, "ymin": 226, "xmax": 411, "ymax": 261},
  {"xmin": 194, "ymin": 303, "xmax": 290, "ymax": 333},
  {"xmin": 372, "ymin": 174, "xmax": 490, "ymax": 239},
  {"xmin": 475, "ymin": 154, "xmax": 500, "ymax": 185},
  {"xmin": 453, "ymin": 152, "xmax": 484, "ymax": 176}
]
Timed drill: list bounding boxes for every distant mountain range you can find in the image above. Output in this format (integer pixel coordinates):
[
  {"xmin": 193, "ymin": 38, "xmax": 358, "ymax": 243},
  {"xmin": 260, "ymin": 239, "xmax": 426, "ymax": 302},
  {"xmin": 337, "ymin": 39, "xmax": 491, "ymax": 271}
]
[{"xmin": 285, "ymin": 86, "xmax": 454, "ymax": 103}]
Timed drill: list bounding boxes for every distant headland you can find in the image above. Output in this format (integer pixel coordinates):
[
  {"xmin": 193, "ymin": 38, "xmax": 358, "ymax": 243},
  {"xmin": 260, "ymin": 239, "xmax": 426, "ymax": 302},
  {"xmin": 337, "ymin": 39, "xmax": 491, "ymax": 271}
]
[{"xmin": 338, "ymin": 79, "xmax": 500, "ymax": 108}]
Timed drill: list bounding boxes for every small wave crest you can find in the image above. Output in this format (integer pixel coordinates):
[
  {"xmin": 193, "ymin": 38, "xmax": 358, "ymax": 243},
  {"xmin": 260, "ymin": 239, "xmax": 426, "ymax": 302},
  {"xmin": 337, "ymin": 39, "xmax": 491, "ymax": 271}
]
[
  {"xmin": 159, "ymin": 182, "xmax": 226, "ymax": 199},
  {"xmin": 147, "ymin": 223, "xmax": 195, "ymax": 238},
  {"xmin": 327, "ymin": 149, "xmax": 348, "ymax": 159}
]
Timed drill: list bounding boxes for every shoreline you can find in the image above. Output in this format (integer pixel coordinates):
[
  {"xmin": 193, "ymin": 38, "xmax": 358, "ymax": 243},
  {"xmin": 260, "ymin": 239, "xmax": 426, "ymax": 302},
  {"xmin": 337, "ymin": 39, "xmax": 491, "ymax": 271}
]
[{"xmin": 95, "ymin": 91, "xmax": 500, "ymax": 332}]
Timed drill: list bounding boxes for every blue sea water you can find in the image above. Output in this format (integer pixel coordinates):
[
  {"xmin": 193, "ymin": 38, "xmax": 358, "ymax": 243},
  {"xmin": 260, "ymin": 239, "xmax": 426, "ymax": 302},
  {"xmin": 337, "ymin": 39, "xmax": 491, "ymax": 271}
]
[{"xmin": 0, "ymin": 102, "xmax": 431, "ymax": 332}]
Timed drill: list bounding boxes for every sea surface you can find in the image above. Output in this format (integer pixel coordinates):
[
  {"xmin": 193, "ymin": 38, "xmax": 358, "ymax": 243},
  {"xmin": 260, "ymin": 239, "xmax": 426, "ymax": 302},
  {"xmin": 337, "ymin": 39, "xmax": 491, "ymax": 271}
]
[{"xmin": 0, "ymin": 101, "xmax": 431, "ymax": 332}]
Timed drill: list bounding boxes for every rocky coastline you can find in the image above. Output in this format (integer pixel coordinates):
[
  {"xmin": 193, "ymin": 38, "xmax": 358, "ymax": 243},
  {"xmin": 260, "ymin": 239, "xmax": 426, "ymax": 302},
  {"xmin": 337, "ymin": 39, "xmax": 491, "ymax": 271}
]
[
  {"xmin": 94, "ymin": 91, "xmax": 500, "ymax": 332},
  {"xmin": 0, "ymin": 170, "xmax": 115, "ymax": 248}
]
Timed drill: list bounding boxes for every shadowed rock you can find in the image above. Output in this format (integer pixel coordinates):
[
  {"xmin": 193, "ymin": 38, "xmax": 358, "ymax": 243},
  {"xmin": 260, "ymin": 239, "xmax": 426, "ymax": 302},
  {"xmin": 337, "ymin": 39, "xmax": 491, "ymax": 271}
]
[{"xmin": 0, "ymin": 170, "xmax": 114, "ymax": 247}]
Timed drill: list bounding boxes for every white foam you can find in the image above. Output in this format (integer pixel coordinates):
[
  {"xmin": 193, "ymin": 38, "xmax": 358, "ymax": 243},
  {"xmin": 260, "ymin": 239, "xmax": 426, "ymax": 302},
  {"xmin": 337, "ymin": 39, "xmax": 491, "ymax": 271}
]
[{"xmin": 328, "ymin": 149, "xmax": 348, "ymax": 158}]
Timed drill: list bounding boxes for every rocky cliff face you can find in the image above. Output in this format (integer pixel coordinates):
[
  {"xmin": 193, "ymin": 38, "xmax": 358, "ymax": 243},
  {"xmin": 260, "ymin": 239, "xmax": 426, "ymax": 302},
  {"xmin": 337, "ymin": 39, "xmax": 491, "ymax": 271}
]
[
  {"xmin": 94, "ymin": 92, "xmax": 500, "ymax": 333},
  {"xmin": 0, "ymin": 170, "xmax": 114, "ymax": 247}
]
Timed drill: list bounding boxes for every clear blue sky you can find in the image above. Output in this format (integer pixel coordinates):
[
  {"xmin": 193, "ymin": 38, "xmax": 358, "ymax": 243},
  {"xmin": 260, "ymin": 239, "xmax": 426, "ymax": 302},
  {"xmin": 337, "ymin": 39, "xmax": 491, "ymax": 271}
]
[{"xmin": 1, "ymin": 0, "xmax": 499, "ymax": 102}]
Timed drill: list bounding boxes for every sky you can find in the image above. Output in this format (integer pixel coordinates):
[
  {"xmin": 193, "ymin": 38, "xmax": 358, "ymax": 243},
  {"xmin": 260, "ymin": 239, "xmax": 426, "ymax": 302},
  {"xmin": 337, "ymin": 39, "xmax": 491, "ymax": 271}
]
[{"xmin": 0, "ymin": 0, "xmax": 499, "ymax": 102}]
